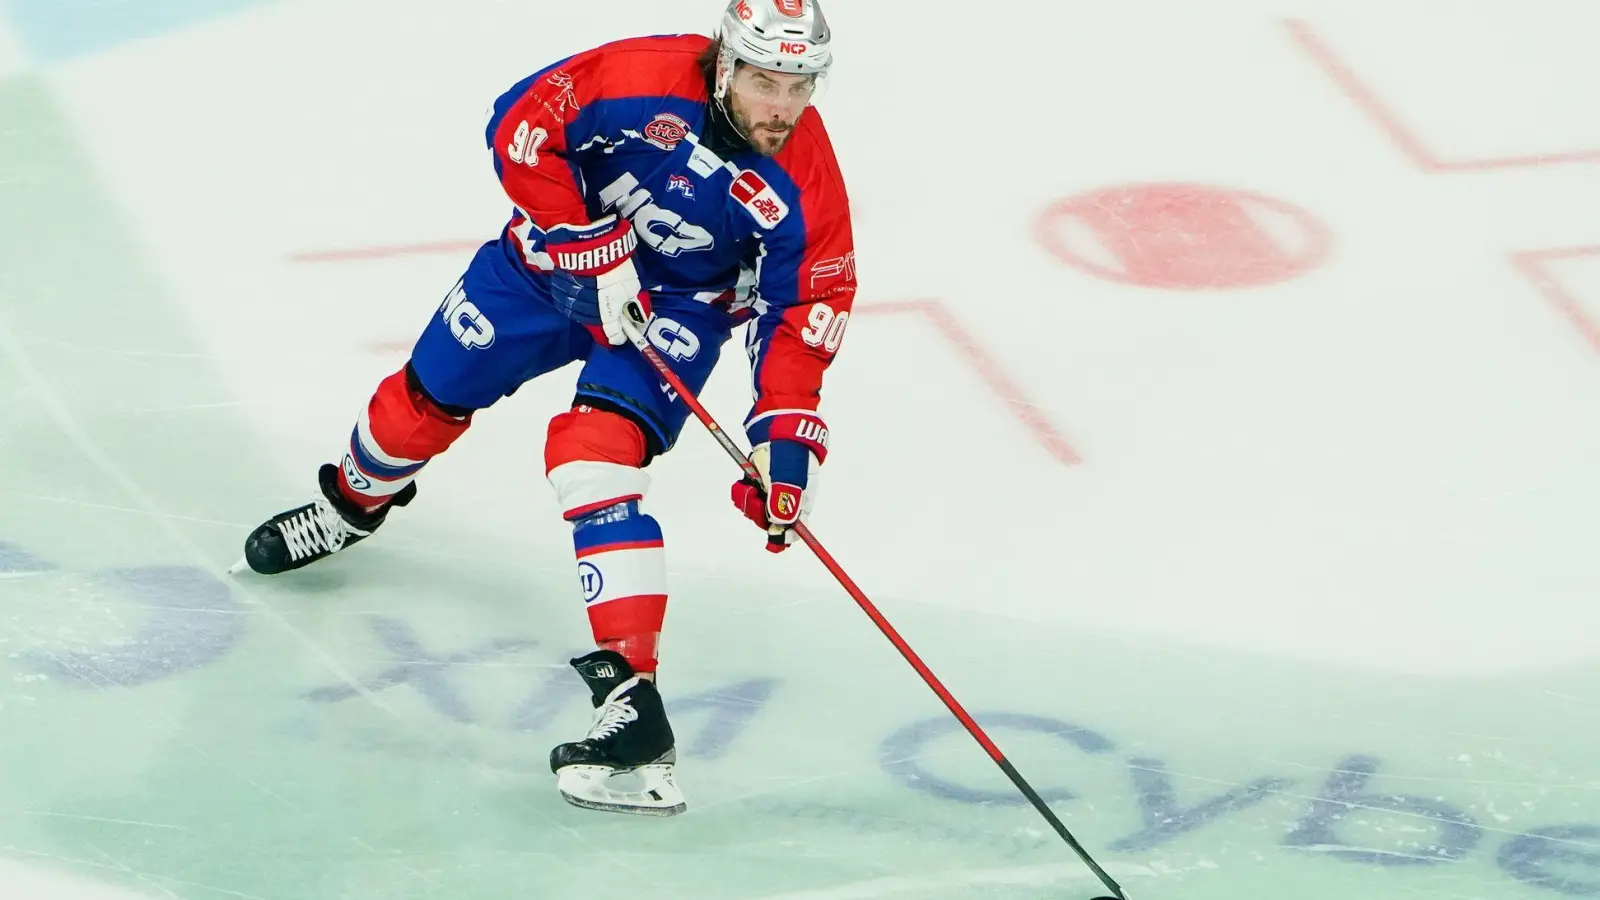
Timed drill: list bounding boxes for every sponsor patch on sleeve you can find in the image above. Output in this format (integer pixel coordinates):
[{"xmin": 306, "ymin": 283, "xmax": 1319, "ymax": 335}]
[{"xmin": 730, "ymin": 170, "xmax": 791, "ymax": 229}]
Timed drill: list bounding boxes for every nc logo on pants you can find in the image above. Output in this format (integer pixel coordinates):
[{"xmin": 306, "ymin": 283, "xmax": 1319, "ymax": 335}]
[
  {"xmin": 440, "ymin": 281, "xmax": 495, "ymax": 350},
  {"xmin": 646, "ymin": 317, "xmax": 700, "ymax": 361}
]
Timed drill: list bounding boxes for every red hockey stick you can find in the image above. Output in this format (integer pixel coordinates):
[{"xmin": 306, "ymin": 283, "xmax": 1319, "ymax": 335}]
[{"xmin": 617, "ymin": 303, "xmax": 1126, "ymax": 900}]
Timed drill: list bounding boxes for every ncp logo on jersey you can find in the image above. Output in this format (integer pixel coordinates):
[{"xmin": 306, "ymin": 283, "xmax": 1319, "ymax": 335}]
[{"xmin": 646, "ymin": 317, "xmax": 701, "ymax": 361}]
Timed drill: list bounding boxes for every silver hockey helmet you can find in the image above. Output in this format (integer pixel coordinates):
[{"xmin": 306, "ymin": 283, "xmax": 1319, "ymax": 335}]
[{"xmin": 713, "ymin": 0, "xmax": 833, "ymax": 102}]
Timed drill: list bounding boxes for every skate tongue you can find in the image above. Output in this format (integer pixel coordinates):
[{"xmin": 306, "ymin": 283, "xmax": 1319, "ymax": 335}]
[{"xmin": 569, "ymin": 650, "xmax": 636, "ymax": 705}]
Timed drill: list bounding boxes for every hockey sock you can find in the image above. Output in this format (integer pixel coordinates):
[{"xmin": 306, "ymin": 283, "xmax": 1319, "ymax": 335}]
[
  {"xmin": 571, "ymin": 500, "xmax": 668, "ymax": 674},
  {"xmin": 339, "ymin": 364, "xmax": 471, "ymax": 511},
  {"xmin": 545, "ymin": 406, "xmax": 666, "ymax": 674}
]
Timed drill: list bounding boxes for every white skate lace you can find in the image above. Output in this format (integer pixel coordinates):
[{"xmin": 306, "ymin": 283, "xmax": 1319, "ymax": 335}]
[
  {"xmin": 586, "ymin": 695, "xmax": 639, "ymax": 741},
  {"xmin": 277, "ymin": 499, "xmax": 358, "ymax": 561}
]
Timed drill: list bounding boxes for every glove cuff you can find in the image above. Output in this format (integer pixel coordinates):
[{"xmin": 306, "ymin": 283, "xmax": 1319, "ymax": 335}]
[
  {"xmin": 547, "ymin": 217, "xmax": 637, "ymax": 276},
  {"xmin": 746, "ymin": 410, "xmax": 829, "ymax": 465}
]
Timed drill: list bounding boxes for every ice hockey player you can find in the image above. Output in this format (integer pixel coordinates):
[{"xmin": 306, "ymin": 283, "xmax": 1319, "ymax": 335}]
[{"xmin": 231, "ymin": 0, "xmax": 855, "ymax": 817}]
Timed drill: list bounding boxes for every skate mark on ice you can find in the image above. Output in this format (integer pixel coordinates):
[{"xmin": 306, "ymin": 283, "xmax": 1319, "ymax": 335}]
[
  {"xmin": 510, "ymin": 649, "xmax": 592, "ymax": 732},
  {"xmin": 0, "ymin": 541, "xmax": 56, "ymax": 575},
  {"xmin": 0, "ymin": 320, "xmax": 606, "ymax": 865},
  {"xmin": 20, "ymin": 565, "xmax": 244, "ymax": 688},
  {"xmin": 1285, "ymin": 754, "xmax": 1482, "ymax": 865},
  {"xmin": 84, "ymin": 843, "xmax": 185, "ymax": 900},
  {"xmin": 17, "ymin": 809, "xmax": 187, "ymax": 831},
  {"xmin": 755, "ymin": 801, "xmax": 1051, "ymax": 858},
  {"xmin": 1499, "ymin": 825, "xmax": 1600, "ymax": 895},
  {"xmin": 668, "ymin": 677, "xmax": 780, "ymax": 760},
  {"xmin": 880, "ymin": 712, "xmax": 1116, "ymax": 805},
  {"xmin": 301, "ymin": 615, "xmax": 538, "ymax": 724},
  {"xmin": 741, "ymin": 860, "xmax": 1158, "ymax": 900},
  {"xmin": 1112, "ymin": 757, "xmax": 1293, "ymax": 852}
]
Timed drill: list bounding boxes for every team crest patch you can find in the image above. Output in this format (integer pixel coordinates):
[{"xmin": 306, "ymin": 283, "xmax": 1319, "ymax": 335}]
[
  {"xmin": 644, "ymin": 113, "xmax": 690, "ymax": 151},
  {"xmin": 667, "ymin": 174, "xmax": 695, "ymax": 199},
  {"xmin": 730, "ymin": 170, "xmax": 791, "ymax": 229}
]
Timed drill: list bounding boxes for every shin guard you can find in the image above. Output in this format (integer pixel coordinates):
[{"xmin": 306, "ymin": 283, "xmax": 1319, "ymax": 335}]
[
  {"xmin": 547, "ymin": 406, "xmax": 666, "ymax": 674},
  {"xmin": 570, "ymin": 501, "xmax": 668, "ymax": 674}
]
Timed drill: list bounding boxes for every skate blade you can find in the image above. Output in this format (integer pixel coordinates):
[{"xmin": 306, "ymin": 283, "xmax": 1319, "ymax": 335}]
[
  {"xmin": 556, "ymin": 763, "xmax": 686, "ymax": 817},
  {"xmin": 227, "ymin": 557, "xmax": 250, "ymax": 576}
]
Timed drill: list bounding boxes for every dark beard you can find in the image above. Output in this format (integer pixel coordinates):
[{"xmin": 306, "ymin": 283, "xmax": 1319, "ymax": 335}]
[{"xmin": 735, "ymin": 114, "xmax": 793, "ymax": 155}]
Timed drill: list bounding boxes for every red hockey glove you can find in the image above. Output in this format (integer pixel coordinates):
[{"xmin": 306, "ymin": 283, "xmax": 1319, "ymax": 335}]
[
  {"xmin": 730, "ymin": 412, "xmax": 829, "ymax": 553},
  {"xmin": 546, "ymin": 216, "xmax": 653, "ymax": 346}
]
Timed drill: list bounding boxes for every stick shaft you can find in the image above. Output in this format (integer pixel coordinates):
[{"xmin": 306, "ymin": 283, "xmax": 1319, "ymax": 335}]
[{"xmin": 618, "ymin": 312, "xmax": 1125, "ymax": 900}]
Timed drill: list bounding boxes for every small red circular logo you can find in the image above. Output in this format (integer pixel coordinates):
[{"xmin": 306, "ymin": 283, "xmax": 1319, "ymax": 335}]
[
  {"xmin": 644, "ymin": 114, "xmax": 689, "ymax": 151},
  {"xmin": 1036, "ymin": 183, "xmax": 1331, "ymax": 289}
]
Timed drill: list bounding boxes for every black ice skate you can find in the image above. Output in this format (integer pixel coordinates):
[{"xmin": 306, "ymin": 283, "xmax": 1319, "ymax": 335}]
[
  {"xmin": 550, "ymin": 650, "xmax": 685, "ymax": 816},
  {"xmin": 231, "ymin": 463, "xmax": 415, "ymax": 575}
]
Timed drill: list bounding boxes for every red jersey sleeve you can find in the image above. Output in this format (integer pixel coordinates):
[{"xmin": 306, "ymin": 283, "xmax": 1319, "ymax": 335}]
[
  {"xmin": 489, "ymin": 64, "xmax": 596, "ymax": 233},
  {"xmin": 486, "ymin": 35, "xmax": 712, "ymax": 237},
  {"xmin": 743, "ymin": 110, "xmax": 858, "ymax": 427}
]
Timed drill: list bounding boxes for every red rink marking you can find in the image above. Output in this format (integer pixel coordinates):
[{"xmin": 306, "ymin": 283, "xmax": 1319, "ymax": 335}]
[
  {"xmin": 289, "ymin": 240, "xmax": 484, "ymax": 263},
  {"xmin": 1509, "ymin": 247, "xmax": 1600, "ymax": 355},
  {"xmin": 1287, "ymin": 20, "xmax": 1600, "ymax": 354},
  {"xmin": 858, "ymin": 300, "xmax": 1083, "ymax": 465},
  {"xmin": 1037, "ymin": 183, "xmax": 1330, "ymax": 289},
  {"xmin": 1285, "ymin": 19, "xmax": 1600, "ymax": 172},
  {"xmin": 289, "ymin": 243, "xmax": 1082, "ymax": 465}
]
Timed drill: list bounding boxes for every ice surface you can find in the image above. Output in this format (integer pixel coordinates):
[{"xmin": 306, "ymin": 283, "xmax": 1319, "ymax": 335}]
[{"xmin": 2, "ymin": 1, "xmax": 1599, "ymax": 899}]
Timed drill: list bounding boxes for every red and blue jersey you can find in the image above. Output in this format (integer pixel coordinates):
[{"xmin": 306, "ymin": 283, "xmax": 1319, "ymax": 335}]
[{"xmin": 482, "ymin": 34, "xmax": 857, "ymax": 426}]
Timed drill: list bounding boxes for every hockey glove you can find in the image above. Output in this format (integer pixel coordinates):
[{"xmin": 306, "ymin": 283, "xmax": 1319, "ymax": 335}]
[
  {"xmin": 546, "ymin": 216, "xmax": 653, "ymax": 346},
  {"xmin": 730, "ymin": 412, "xmax": 828, "ymax": 553}
]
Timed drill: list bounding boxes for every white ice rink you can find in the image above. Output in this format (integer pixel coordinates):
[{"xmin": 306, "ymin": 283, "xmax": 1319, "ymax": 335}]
[{"xmin": 2, "ymin": 1, "xmax": 1598, "ymax": 898}]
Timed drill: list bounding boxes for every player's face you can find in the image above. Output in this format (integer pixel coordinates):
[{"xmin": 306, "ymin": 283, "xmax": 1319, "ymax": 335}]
[{"xmin": 727, "ymin": 65, "xmax": 816, "ymax": 156}]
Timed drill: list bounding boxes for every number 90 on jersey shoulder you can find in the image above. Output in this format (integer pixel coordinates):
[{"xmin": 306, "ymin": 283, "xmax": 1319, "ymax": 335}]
[{"xmin": 798, "ymin": 302, "xmax": 848, "ymax": 353}]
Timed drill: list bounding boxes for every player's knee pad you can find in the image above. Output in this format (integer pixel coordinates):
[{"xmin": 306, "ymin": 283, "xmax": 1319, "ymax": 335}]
[
  {"xmin": 363, "ymin": 364, "xmax": 473, "ymax": 458},
  {"xmin": 346, "ymin": 364, "xmax": 472, "ymax": 495},
  {"xmin": 545, "ymin": 405, "xmax": 651, "ymax": 520}
]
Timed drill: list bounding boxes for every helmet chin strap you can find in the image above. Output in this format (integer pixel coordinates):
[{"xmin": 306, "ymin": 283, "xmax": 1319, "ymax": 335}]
[
  {"xmin": 716, "ymin": 95, "xmax": 752, "ymax": 145},
  {"xmin": 713, "ymin": 53, "xmax": 755, "ymax": 146}
]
